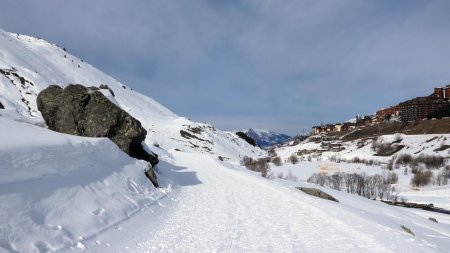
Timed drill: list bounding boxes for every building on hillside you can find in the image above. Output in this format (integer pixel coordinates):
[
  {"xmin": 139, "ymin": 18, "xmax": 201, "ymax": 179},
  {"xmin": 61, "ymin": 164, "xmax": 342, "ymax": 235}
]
[
  {"xmin": 376, "ymin": 106, "xmax": 399, "ymax": 120},
  {"xmin": 312, "ymin": 126, "xmax": 323, "ymax": 135},
  {"xmin": 313, "ymin": 122, "xmax": 354, "ymax": 134},
  {"xmin": 334, "ymin": 123, "xmax": 344, "ymax": 132},
  {"xmin": 312, "ymin": 124, "xmax": 337, "ymax": 134},
  {"xmin": 398, "ymin": 96, "xmax": 449, "ymax": 122},
  {"xmin": 371, "ymin": 115, "xmax": 381, "ymax": 124},
  {"xmin": 434, "ymin": 85, "xmax": 450, "ymax": 99},
  {"xmin": 355, "ymin": 115, "xmax": 372, "ymax": 127},
  {"xmin": 330, "ymin": 142, "xmax": 345, "ymax": 152},
  {"xmin": 345, "ymin": 122, "xmax": 357, "ymax": 130},
  {"xmin": 325, "ymin": 124, "xmax": 334, "ymax": 132},
  {"xmin": 376, "ymin": 84, "xmax": 450, "ymax": 122}
]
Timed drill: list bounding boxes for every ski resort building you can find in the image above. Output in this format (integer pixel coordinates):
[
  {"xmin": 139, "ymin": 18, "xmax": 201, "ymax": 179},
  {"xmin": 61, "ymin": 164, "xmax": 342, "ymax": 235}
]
[{"xmin": 377, "ymin": 84, "xmax": 450, "ymax": 122}]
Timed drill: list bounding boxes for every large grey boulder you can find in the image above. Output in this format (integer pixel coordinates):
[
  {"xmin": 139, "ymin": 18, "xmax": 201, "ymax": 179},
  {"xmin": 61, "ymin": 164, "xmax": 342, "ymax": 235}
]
[{"xmin": 37, "ymin": 84, "xmax": 159, "ymax": 186}]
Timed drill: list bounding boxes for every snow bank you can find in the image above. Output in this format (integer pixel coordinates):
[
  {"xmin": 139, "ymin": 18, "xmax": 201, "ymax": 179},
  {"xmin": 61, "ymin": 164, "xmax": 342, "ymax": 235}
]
[{"xmin": 0, "ymin": 117, "xmax": 168, "ymax": 252}]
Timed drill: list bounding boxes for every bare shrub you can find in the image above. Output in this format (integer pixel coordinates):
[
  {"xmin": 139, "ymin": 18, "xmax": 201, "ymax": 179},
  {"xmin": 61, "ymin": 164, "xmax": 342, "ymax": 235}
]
[
  {"xmin": 329, "ymin": 155, "xmax": 338, "ymax": 162},
  {"xmin": 411, "ymin": 169, "xmax": 433, "ymax": 187},
  {"xmin": 289, "ymin": 154, "xmax": 299, "ymax": 164},
  {"xmin": 241, "ymin": 156, "xmax": 254, "ymax": 167},
  {"xmin": 330, "ymin": 172, "xmax": 344, "ymax": 191},
  {"xmin": 384, "ymin": 172, "xmax": 398, "ymax": 184},
  {"xmin": 415, "ymin": 154, "xmax": 447, "ymax": 169},
  {"xmin": 309, "ymin": 173, "xmax": 328, "ymax": 186},
  {"xmin": 435, "ymin": 167, "xmax": 449, "ymax": 186},
  {"xmin": 351, "ymin": 156, "xmax": 362, "ymax": 163},
  {"xmin": 398, "ymin": 154, "xmax": 447, "ymax": 170},
  {"xmin": 396, "ymin": 154, "xmax": 412, "ymax": 166},
  {"xmin": 240, "ymin": 156, "xmax": 269, "ymax": 177},
  {"xmin": 268, "ymin": 148, "xmax": 277, "ymax": 157},
  {"xmin": 271, "ymin": 156, "xmax": 282, "ymax": 166},
  {"xmin": 383, "ymin": 159, "xmax": 394, "ymax": 171},
  {"xmin": 365, "ymin": 159, "xmax": 374, "ymax": 166},
  {"xmin": 307, "ymin": 172, "xmax": 398, "ymax": 200}
]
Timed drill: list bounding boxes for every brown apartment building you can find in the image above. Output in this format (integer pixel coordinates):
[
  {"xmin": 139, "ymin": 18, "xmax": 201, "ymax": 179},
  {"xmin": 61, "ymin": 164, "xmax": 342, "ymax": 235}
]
[
  {"xmin": 398, "ymin": 85, "xmax": 450, "ymax": 122},
  {"xmin": 377, "ymin": 85, "xmax": 450, "ymax": 122}
]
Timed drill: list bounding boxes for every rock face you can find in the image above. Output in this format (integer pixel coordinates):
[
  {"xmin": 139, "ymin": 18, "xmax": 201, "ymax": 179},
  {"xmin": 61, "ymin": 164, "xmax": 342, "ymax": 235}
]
[
  {"xmin": 0, "ymin": 101, "xmax": 4, "ymax": 109},
  {"xmin": 37, "ymin": 85, "xmax": 159, "ymax": 185}
]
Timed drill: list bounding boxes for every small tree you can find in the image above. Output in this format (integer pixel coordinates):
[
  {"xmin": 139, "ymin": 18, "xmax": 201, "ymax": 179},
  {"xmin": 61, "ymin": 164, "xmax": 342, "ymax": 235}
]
[
  {"xmin": 289, "ymin": 154, "xmax": 299, "ymax": 164},
  {"xmin": 411, "ymin": 169, "xmax": 432, "ymax": 187},
  {"xmin": 384, "ymin": 171, "xmax": 398, "ymax": 184},
  {"xmin": 268, "ymin": 148, "xmax": 277, "ymax": 157},
  {"xmin": 271, "ymin": 156, "xmax": 282, "ymax": 166}
]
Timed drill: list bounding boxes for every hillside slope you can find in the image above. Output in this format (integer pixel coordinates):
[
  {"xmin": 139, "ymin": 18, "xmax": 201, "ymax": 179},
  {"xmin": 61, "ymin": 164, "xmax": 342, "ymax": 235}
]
[{"xmin": 0, "ymin": 29, "xmax": 263, "ymax": 160}]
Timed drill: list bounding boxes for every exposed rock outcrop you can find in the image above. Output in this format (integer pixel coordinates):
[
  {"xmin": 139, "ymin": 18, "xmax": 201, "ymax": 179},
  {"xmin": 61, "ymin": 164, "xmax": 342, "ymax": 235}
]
[
  {"xmin": 401, "ymin": 225, "xmax": 415, "ymax": 236},
  {"xmin": 37, "ymin": 84, "xmax": 159, "ymax": 186},
  {"xmin": 0, "ymin": 101, "xmax": 4, "ymax": 109},
  {"xmin": 297, "ymin": 187, "xmax": 339, "ymax": 202}
]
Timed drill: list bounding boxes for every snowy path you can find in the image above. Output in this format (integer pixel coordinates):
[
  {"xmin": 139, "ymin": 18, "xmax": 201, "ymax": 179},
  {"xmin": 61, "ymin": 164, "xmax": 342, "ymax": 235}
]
[{"xmin": 76, "ymin": 151, "xmax": 443, "ymax": 253}]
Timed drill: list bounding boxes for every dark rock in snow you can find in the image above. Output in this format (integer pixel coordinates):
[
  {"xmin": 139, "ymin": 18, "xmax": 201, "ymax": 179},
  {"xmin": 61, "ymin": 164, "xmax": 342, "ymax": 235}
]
[
  {"xmin": 0, "ymin": 101, "xmax": 4, "ymax": 109},
  {"xmin": 297, "ymin": 187, "xmax": 339, "ymax": 202},
  {"xmin": 428, "ymin": 217, "xmax": 438, "ymax": 223},
  {"xmin": 401, "ymin": 225, "xmax": 415, "ymax": 236},
  {"xmin": 145, "ymin": 164, "xmax": 159, "ymax": 188},
  {"xmin": 37, "ymin": 84, "xmax": 159, "ymax": 185}
]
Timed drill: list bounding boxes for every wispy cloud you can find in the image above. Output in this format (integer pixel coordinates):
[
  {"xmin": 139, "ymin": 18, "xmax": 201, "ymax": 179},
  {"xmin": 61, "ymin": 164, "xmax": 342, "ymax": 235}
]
[{"xmin": 1, "ymin": 0, "xmax": 450, "ymax": 135}]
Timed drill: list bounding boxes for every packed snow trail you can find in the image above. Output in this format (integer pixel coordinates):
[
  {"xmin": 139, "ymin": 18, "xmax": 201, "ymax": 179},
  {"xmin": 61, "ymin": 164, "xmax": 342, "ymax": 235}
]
[{"xmin": 79, "ymin": 152, "xmax": 442, "ymax": 253}]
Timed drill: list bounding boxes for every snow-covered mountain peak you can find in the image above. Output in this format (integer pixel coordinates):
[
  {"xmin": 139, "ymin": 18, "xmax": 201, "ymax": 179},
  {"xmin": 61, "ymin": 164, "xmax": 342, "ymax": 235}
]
[{"xmin": 244, "ymin": 128, "xmax": 291, "ymax": 148}]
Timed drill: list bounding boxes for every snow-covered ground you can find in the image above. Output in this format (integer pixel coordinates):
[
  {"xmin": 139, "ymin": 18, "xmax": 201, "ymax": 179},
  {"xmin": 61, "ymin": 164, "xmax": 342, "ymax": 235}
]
[
  {"xmin": 71, "ymin": 152, "xmax": 450, "ymax": 252},
  {"xmin": 272, "ymin": 133, "xmax": 450, "ymax": 210},
  {"xmin": 1, "ymin": 29, "xmax": 450, "ymax": 252}
]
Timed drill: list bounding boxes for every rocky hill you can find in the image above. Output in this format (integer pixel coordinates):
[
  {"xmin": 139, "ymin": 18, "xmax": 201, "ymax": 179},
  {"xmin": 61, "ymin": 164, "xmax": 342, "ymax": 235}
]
[{"xmin": 244, "ymin": 128, "xmax": 291, "ymax": 148}]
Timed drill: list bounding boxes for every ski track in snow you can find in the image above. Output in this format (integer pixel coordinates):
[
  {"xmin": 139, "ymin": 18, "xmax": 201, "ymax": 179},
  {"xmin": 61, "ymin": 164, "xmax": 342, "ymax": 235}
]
[
  {"xmin": 76, "ymin": 152, "xmax": 439, "ymax": 253},
  {"xmin": 136, "ymin": 156, "xmax": 385, "ymax": 252}
]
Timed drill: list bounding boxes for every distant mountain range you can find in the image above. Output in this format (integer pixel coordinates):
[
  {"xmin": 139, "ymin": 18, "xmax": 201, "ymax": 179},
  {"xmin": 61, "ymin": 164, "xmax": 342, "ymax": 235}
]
[{"xmin": 244, "ymin": 128, "xmax": 291, "ymax": 148}]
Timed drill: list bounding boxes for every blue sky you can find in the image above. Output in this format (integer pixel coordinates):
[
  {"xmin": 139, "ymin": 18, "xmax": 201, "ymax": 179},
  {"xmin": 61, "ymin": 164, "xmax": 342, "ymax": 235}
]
[{"xmin": 1, "ymin": 0, "xmax": 450, "ymax": 135}]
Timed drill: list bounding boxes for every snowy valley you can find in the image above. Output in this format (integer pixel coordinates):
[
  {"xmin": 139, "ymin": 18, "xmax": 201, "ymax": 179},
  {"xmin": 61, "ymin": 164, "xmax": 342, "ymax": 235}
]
[{"xmin": 1, "ymin": 29, "xmax": 450, "ymax": 253}]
